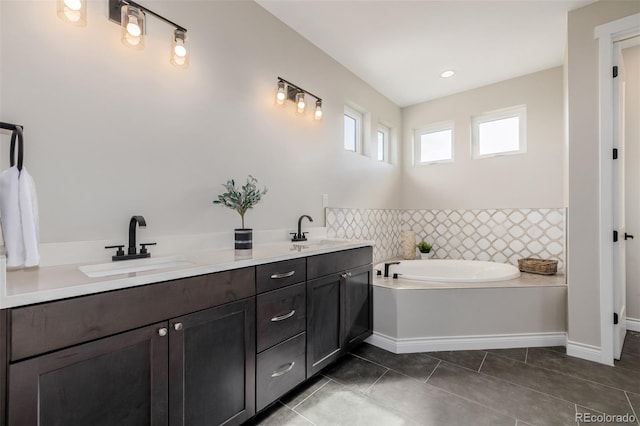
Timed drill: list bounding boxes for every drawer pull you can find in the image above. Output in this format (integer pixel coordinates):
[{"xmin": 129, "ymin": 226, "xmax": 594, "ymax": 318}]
[
  {"xmin": 271, "ymin": 361, "xmax": 295, "ymax": 378},
  {"xmin": 271, "ymin": 310, "xmax": 296, "ymax": 322},
  {"xmin": 270, "ymin": 271, "xmax": 295, "ymax": 279}
]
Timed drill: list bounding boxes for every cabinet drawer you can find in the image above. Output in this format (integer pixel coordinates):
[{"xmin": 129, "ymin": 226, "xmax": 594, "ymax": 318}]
[
  {"xmin": 257, "ymin": 283, "xmax": 306, "ymax": 352},
  {"xmin": 256, "ymin": 258, "xmax": 306, "ymax": 293},
  {"xmin": 256, "ymin": 332, "xmax": 306, "ymax": 411},
  {"xmin": 307, "ymin": 247, "xmax": 373, "ymax": 280},
  {"xmin": 10, "ymin": 267, "xmax": 256, "ymax": 361}
]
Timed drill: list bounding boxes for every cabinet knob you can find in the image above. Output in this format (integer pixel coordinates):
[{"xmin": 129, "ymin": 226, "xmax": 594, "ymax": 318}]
[
  {"xmin": 158, "ymin": 327, "xmax": 168, "ymax": 337},
  {"xmin": 173, "ymin": 322, "xmax": 184, "ymax": 331},
  {"xmin": 341, "ymin": 272, "xmax": 352, "ymax": 278}
]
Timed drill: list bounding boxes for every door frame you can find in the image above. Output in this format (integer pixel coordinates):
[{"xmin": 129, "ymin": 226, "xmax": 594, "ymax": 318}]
[{"xmin": 595, "ymin": 13, "xmax": 640, "ymax": 366}]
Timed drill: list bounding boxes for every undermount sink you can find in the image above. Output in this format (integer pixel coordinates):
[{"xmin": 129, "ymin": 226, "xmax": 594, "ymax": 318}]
[
  {"xmin": 291, "ymin": 239, "xmax": 340, "ymax": 248},
  {"xmin": 79, "ymin": 256, "xmax": 193, "ymax": 278}
]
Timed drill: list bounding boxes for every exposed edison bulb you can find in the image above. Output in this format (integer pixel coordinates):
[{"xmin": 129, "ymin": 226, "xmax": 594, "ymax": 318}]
[
  {"xmin": 276, "ymin": 82, "xmax": 286, "ymax": 105},
  {"xmin": 121, "ymin": 5, "xmax": 145, "ymax": 50},
  {"xmin": 314, "ymin": 100, "xmax": 323, "ymax": 120},
  {"xmin": 57, "ymin": 0, "xmax": 86, "ymax": 26},
  {"xmin": 296, "ymin": 92, "xmax": 305, "ymax": 113},
  {"xmin": 170, "ymin": 29, "xmax": 189, "ymax": 68}
]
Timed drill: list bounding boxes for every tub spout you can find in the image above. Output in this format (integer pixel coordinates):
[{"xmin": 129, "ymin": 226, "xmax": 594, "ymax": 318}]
[{"xmin": 384, "ymin": 261, "xmax": 400, "ymax": 278}]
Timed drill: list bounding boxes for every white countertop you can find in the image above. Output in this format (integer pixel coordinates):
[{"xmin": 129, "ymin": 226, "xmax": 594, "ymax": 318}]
[{"xmin": 1, "ymin": 239, "xmax": 372, "ymax": 309}]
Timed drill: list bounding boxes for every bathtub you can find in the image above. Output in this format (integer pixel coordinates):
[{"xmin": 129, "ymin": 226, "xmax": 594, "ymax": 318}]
[
  {"xmin": 374, "ymin": 259, "xmax": 521, "ymax": 283},
  {"xmin": 368, "ymin": 259, "xmax": 567, "ymax": 353}
]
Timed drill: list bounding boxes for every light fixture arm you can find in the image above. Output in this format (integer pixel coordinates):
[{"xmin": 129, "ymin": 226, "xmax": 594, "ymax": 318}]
[
  {"xmin": 277, "ymin": 77, "xmax": 322, "ymax": 104},
  {"xmin": 109, "ymin": 0, "xmax": 187, "ymax": 33}
]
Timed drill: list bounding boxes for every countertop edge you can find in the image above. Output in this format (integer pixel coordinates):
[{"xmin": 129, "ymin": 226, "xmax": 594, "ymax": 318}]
[{"xmin": 2, "ymin": 241, "xmax": 373, "ymax": 309}]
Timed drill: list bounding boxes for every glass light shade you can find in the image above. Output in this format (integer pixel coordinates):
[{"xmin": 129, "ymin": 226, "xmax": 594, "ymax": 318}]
[
  {"xmin": 57, "ymin": 0, "xmax": 86, "ymax": 26},
  {"xmin": 314, "ymin": 100, "xmax": 323, "ymax": 120},
  {"xmin": 121, "ymin": 5, "xmax": 145, "ymax": 50},
  {"xmin": 296, "ymin": 92, "xmax": 305, "ymax": 113},
  {"xmin": 170, "ymin": 29, "xmax": 189, "ymax": 68},
  {"xmin": 276, "ymin": 82, "xmax": 286, "ymax": 105}
]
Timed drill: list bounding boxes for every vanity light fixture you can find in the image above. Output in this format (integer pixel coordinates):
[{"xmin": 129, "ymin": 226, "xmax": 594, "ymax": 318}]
[
  {"xmin": 296, "ymin": 92, "xmax": 306, "ymax": 113},
  {"xmin": 314, "ymin": 100, "xmax": 323, "ymax": 120},
  {"xmin": 275, "ymin": 77, "xmax": 323, "ymax": 120},
  {"xmin": 57, "ymin": 0, "xmax": 87, "ymax": 26},
  {"xmin": 170, "ymin": 29, "xmax": 189, "ymax": 68},
  {"xmin": 276, "ymin": 81, "xmax": 286, "ymax": 105},
  {"xmin": 108, "ymin": 0, "xmax": 189, "ymax": 67}
]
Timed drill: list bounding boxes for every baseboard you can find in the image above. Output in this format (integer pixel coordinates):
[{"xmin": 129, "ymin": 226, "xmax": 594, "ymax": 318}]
[
  {"xmin": 365, "ymin": 331, "xmax": 567, "ymax": 353},
  {"xmin": 566, "ymin": 340, "xmax": 602, "ymax": 363},
  {"xmin": 627, "ymin": 317, "xmax": 640, "ymax": 332}
]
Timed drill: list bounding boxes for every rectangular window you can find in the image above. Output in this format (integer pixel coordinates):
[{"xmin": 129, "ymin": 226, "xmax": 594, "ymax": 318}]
[
  {"xmin": 415, "ymin": 122, "xmax": 454, "ymax": 165},
  {"xmin": 472, "ymin": 105, "xmax": 526, "ymax": 158},
  {"xmin": 344, "ymin": 106, "xmax": 362, "ymax": 153},
  {"xmin": 377, "ymin": 124, "xmax": 390, "ymax": 162}
]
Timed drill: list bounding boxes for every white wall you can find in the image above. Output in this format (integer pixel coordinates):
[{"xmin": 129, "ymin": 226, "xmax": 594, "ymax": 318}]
[
  {"xmin": 0, "ymin": 1, "xmax": 401, "ymax": 245},
  {"xmin": 566, "ymin": 0, "xmax": 640, "ymax": 348},
  {"xmin": 624, "ymin": 45, "xmax": 640, "ymax": 322},
  {"xmin": 401, "ymin": 67, "xmax": 564, "ymax": 210}
]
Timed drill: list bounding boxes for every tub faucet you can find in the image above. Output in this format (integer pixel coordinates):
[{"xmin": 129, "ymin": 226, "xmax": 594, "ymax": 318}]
[
  {"xmin": 291, "ymin": 215, "xmax": 313, "ymax": 242},
  {"xmin": 384, "ymin": 261, "xmax": 400, "ymax": 278}
]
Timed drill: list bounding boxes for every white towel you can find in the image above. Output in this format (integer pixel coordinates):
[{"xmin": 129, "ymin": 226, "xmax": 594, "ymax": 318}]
[
  {"xmin": 0, "ymin": 166, "xmax": 25, "ymax": 267},
  {"xmin": 19, "ymin": 167, "xmax": 39, "ymax": 267}
]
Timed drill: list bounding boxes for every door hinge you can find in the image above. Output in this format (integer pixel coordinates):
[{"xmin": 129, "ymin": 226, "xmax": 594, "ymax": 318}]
[
  {"xmin": 614, "ymin": 312, "xmax": 619, "ymax": 325},
  {"xmin": 613, "ymin": 66, "xmax": 618, "ymax": 78},
  {"xmin": 613, "ymin": 148, "xmax": 618, "ymax": 160},
  {"xmin": 614, "ymin": 230, "xmax": 619, "ymax": 242}
]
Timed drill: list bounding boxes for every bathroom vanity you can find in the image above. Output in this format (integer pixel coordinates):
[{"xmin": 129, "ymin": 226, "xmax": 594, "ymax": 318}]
[{"xmin": 0, "ymin": 243, "xmax": 373, "ymax": 425}]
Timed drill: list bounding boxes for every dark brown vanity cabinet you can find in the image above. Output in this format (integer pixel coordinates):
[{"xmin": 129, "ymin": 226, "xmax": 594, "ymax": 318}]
[
  {"xmin": 255, "ymin": 259, "xmax": 307, "ymax": 412},
  {"xmin": 5, "ymin": 268, "xmax": 256, "ymax": 426},
  {"xmin": 306, "ymin": 247, "xmax": 373, "ymax": 376},
  {"xmin": 0, "ymin": 246, "xmax": 374, "ymax": 425}
]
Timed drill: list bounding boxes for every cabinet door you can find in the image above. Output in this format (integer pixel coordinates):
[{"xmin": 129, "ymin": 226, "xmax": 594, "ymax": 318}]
[
  {"xmin": 169, "ymin": 298, "xmax": 256, "ymax": 426},
  {"xmin": 306, "ymin": 274, "xmax": 344, "ymax": 376},
  {"xmin": 344, "ymin": 264, "xmax": 373, "ymax": 349},
  {"xmin": 8, "ymin": 322, "xmax": 169, "ymax": 426}
]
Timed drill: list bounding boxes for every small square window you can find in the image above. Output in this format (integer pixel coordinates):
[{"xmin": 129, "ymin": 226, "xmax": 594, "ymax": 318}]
[
  {"xmin": 344, "ymin": 106, "xmax": 362, "ymax": 153},
  {"xmin": 472, "ymin": 105, "xmax": 526, "ymax": 158},
  {"xmin": 415, "ymin": 122, "xmax": 454, "ymax": 165}
]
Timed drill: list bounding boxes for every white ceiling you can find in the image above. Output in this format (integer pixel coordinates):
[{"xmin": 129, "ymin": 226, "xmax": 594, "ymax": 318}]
[{"xmin": 256, "ymin": 0, "xmax": 593, "ymax": 107}]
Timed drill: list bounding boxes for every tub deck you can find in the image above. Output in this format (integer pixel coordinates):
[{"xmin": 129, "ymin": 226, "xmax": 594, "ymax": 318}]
[{"xmin": 374, "ymin": 271, "xmax": 566, "ymax": 289}]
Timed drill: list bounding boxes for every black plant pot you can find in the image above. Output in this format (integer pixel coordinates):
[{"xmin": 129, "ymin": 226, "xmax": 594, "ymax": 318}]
[{"xmin": 235, "ymin": 228, "xmax": 253, "ymax": 250}]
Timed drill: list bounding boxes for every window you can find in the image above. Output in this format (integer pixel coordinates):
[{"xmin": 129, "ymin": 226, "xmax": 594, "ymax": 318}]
[
  {"xmin": 472, "ymin": 105, "xmax": 527, "ymax": 158},
  {"xmin": 377, "ymin": 124, "xmax": 390, "ymax": 162},
  {"xmin": 344, "ymin": 106, "xmax": 362, "ymax": 153},
  {"xmin": 415, "ymin": 122, "xmax": 454, "ymax": 164}
]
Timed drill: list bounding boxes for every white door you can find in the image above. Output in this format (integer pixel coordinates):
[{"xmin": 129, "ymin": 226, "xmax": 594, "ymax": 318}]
[
  {"xmin": 623, "ymin": 42, "xmax": 640, "ymax": 342},
  {"xmin": 613, "ymin": 41, "xmax": 627, "ymax": 359}
]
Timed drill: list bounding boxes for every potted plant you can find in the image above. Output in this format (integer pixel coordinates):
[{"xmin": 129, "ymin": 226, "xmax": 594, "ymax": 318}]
[
  {"xmin": 213, "ymin": 175, "xmax": 267, "ymax": 250},
  {"xmin": 416, "ymin": 240, "xmax": 433, "ymax": 259}
]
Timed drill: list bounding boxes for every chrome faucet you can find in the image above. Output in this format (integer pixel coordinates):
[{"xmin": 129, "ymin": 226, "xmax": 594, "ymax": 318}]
[
  {"xmin": 291, "ymin": 215, "xmax": 313, "ymax": 242},
  {"xmin": 105, "ymin": 215, "xmax": 156, "ymax": 261}
]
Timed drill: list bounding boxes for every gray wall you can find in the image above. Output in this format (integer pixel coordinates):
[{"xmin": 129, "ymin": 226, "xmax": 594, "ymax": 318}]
[
  {"xmin": 0, "ymin": 1, "xmax": 401, "ymax": 244},
  {"xmin": 401, "ymin": 67, "xmax": 564, "ymax": 210},
  {"xmin": 566, "ymin": 0, "xmax": 640, "ymax": 348}
]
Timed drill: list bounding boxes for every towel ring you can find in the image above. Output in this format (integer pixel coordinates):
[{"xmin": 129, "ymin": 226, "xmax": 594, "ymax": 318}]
[{"xmin": 9, "ymin": 125, "xmax": 23, "ymax": 172}]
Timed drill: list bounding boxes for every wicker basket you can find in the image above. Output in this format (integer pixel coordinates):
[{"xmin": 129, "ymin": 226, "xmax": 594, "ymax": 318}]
[{"xmin": 517, "ymin": 258, "xmax": 558, "ymax": 275}]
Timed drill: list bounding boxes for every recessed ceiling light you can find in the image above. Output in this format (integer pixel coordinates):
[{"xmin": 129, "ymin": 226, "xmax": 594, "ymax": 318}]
[{"xmin": 440, "ymin": 70, "xmax": 455, "ymax": 78}]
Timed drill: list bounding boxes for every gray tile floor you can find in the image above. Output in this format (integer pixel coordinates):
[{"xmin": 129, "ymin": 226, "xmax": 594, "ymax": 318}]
[{"xmin": 248, "ymin": 331, "xmax": 640, "ymax": 426}]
